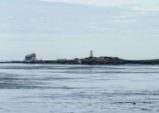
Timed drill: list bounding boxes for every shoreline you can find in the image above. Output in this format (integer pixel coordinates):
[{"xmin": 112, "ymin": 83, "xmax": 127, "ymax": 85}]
[{"xmin": 1, "ymin": 56, "xmax": 159, "ymax": 65}]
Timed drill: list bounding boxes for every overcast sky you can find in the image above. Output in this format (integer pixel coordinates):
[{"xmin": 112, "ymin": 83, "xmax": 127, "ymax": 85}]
[{"xmin": 1, "ymin": 0, "xmax": 159, "ymax": 60}]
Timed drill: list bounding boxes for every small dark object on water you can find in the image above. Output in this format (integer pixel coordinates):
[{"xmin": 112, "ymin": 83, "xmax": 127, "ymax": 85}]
[{"xmin": 133, "ymin": 102, "xmax": 136, "ymax": 105}]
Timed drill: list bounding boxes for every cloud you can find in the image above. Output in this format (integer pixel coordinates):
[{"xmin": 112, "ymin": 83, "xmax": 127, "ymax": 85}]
[
  {"xmin": 40, "ymin": 0, "xmax": 159, "ymax": 8},
  {"xmin": 119, "ymin": 15, "xmax": 130, "ymax": 19},
  {"xmin": 131, "ymin": 7, "xmax": 159, "ymax": 12}
]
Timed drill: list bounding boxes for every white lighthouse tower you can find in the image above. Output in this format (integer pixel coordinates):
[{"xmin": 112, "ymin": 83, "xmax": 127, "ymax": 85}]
[{"xmin": 90, "ymin": 50, "xmax": 93, "ymax": 58}]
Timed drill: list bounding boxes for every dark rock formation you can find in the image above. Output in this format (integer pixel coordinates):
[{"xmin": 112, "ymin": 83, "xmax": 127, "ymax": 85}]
[{"xmin": 2, "ymin": 56, "xmax": 159, "ymax": 65}]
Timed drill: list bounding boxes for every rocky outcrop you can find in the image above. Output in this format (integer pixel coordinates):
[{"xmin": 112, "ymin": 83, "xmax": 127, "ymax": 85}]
[{"xmin": 2, "ymin": 56, "xmax": 159, "ymax": 65}]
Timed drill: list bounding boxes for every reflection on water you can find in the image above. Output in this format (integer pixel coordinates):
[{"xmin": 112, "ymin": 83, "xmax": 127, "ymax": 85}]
[{"xmin": 0, "ymin": 64, "xmax": 159, "ymax": 112}]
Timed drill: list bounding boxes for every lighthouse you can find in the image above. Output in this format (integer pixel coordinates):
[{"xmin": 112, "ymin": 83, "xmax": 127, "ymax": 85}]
[{"xmin": 90, "ymin": 50, "xmax": 93, "ymax": 58}]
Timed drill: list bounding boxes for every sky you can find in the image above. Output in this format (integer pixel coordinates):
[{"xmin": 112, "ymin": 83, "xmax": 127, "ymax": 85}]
[{"xmin": 1, "ymin": 0, "xmax": 159, "ymax": 60}]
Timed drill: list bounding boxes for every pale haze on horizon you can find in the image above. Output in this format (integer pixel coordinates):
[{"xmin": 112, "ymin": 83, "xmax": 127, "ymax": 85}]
[{"xmin": 1, "ymin": 0, "xmax": 159, "ymax": 61}]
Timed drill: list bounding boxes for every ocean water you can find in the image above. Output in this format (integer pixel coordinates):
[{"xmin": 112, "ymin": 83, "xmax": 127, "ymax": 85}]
[{"xmin": 0, "ymin": 64, "xmax": 159, "ymax": 113}]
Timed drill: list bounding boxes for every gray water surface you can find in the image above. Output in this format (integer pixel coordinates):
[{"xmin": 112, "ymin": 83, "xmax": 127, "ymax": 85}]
[{"xmin": 0, "ymin": 64, "xmax": 159, "ymax": 113}]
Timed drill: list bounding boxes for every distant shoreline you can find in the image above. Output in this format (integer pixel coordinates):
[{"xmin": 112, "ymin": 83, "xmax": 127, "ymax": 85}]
[{"xmin": 1, "ymin": 56, "xmax": 159, "ymax": 65}]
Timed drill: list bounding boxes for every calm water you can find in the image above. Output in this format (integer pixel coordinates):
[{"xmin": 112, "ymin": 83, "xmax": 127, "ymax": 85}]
[{"xmin": 0, "ymin": 64, "xmax": 159, "ymax": 113}]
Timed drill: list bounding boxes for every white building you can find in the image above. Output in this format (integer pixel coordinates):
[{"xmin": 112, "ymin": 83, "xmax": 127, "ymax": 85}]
[{"xmin": 90, "ymin": 50, "xmax": 93, "ymax": 58}]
